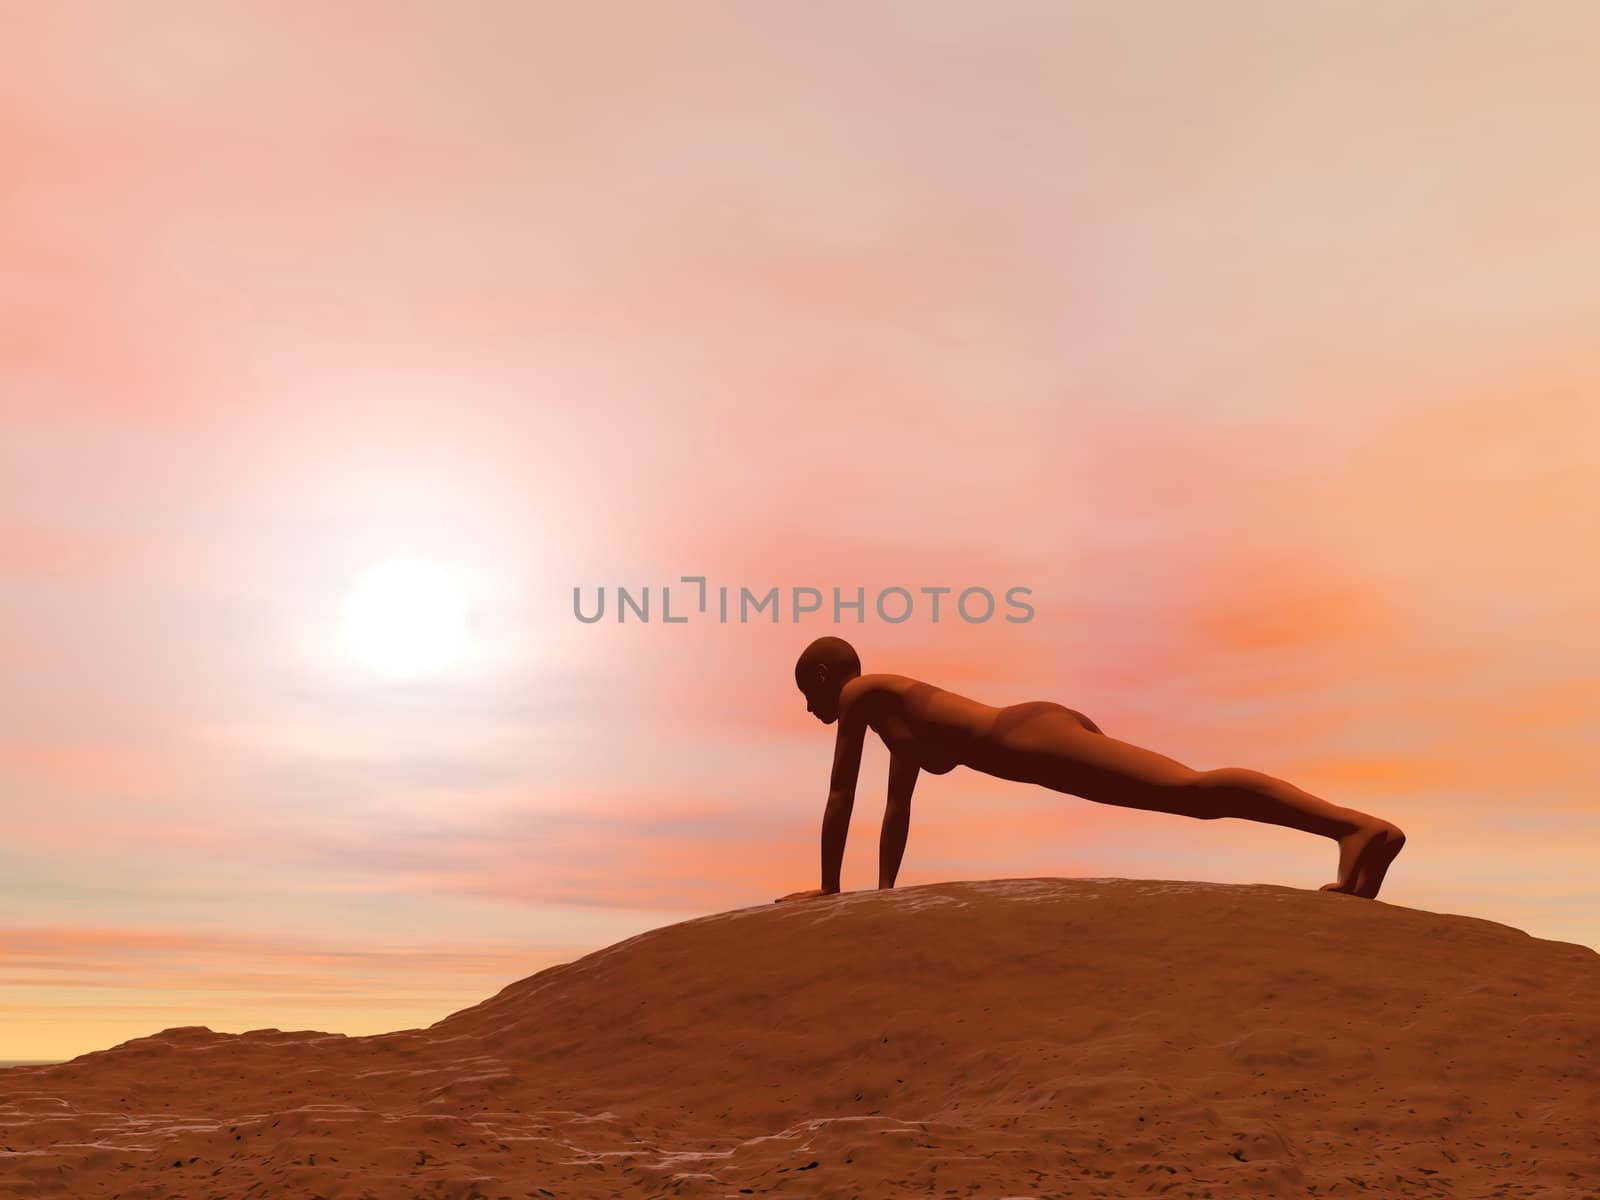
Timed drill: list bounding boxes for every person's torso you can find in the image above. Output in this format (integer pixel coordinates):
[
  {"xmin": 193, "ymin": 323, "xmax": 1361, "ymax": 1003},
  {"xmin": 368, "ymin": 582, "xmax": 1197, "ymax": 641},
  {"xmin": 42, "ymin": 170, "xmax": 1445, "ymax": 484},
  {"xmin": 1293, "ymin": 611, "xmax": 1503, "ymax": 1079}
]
[{"xmin": 859, "ymin": 674, "xmax": 1007, "ymax": 774}]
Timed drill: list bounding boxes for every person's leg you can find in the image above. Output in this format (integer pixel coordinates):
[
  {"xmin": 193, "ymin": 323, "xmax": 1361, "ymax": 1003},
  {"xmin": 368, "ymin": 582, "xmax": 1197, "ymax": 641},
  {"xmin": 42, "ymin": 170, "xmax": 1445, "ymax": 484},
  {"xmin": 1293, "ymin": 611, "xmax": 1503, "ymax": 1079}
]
[
  {"xmin": 1185, "ymin": 766, "xmax": 1365, "ymax": 836},
  {"xmin": 997, "ymin": 711, "xmax": 1408, "ymax": 900},
  {"xmin": 1185, "ymin": 767, "xmax": 1406, "ymax": 899}
]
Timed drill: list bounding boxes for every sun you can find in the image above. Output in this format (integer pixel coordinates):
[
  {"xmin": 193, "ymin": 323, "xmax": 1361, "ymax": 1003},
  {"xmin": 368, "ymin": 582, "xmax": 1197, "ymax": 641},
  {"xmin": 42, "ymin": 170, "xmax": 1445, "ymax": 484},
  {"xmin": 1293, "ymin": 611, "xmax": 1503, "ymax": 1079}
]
[{"xmin": 341, "ymin": 556, "xmax": 469, "ymax": 678}]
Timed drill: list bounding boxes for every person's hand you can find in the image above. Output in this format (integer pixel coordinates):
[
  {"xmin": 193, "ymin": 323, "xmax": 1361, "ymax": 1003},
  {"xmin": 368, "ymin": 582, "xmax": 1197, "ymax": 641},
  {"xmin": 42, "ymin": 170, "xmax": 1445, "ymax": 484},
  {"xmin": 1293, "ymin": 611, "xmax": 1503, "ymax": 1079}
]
[{"xmin": 774, "ymin": 887, "xmax": 839, "ymax": 903}]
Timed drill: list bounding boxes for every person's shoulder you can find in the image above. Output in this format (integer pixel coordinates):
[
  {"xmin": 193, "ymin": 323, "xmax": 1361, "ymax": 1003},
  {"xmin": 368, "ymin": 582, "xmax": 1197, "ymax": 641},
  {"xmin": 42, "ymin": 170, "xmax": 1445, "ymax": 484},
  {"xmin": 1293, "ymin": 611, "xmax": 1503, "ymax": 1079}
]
[{"xmin": 839, "ymin": 673, "xmax": 908, "ymax": 713}]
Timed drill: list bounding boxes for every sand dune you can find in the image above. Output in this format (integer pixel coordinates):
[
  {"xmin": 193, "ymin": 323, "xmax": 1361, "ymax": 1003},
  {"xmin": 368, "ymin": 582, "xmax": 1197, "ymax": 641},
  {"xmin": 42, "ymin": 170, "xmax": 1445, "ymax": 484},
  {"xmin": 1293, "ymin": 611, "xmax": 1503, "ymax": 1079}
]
[{"xmin": 2, "ymin": 878, "xmax": 1596, "ymax": 1198}]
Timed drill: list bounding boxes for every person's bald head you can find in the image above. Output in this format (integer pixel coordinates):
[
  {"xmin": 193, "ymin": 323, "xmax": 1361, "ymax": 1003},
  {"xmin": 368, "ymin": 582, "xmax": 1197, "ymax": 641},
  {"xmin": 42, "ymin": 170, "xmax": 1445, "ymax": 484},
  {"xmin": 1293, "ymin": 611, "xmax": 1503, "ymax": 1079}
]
[{"xmin": 794, "ymin": 636, "xmax": 861, "ymax": 725}]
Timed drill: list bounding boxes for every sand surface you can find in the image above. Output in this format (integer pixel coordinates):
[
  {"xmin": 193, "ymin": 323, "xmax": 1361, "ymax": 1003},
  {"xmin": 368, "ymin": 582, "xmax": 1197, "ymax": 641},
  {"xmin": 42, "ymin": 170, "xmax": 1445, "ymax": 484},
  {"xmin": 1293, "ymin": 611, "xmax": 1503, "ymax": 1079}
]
[{"xmin": 2, "ymin": 877, "xmax": 1596, "ymax": 1199}]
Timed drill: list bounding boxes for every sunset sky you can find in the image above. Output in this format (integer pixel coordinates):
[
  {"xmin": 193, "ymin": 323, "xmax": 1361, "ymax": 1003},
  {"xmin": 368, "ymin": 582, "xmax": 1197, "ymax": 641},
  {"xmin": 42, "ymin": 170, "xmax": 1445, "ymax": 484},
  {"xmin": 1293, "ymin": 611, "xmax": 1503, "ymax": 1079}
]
[{"xmin": 4, "ymin": 1, "xmax": 1598, "ymax": 1062}]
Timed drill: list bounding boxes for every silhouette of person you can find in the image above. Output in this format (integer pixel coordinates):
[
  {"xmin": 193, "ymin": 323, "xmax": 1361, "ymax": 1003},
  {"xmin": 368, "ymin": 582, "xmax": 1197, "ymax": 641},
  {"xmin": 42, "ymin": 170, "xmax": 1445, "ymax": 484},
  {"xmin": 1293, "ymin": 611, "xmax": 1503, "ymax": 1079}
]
[{"xmin": 775, "ymin": 636, "xmax": 1406, "ymax": 903}]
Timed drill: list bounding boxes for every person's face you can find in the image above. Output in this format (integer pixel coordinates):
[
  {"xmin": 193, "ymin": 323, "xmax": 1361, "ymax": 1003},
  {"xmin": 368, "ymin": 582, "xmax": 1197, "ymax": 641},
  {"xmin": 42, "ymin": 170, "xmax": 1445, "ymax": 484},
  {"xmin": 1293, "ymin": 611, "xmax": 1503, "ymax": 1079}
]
[{"xmin": 797, "ymin": 667, "xmax": 840, "ymax": 724}]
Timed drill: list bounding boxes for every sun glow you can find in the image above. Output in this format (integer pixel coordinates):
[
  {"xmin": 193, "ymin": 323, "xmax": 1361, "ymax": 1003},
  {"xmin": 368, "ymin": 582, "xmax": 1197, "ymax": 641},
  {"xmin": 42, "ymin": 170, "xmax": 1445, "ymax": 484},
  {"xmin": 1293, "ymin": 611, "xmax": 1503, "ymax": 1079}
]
[{"xmin": 341, "ymin": 557, "xmax": 469, "ymax": 678}]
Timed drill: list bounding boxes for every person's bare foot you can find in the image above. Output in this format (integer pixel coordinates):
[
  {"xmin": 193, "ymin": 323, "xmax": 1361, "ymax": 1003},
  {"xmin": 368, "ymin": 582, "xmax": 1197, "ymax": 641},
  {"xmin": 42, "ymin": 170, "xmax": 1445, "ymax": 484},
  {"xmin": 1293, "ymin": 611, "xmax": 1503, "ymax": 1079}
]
[{"xmin": 1320, "ymin": 819, "xmax": 1407, "ymax": 899}]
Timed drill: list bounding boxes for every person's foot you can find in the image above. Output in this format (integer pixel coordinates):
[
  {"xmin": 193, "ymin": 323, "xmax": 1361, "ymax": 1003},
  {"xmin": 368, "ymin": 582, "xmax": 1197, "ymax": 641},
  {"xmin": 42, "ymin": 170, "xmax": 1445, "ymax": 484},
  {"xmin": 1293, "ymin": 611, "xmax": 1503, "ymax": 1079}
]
[{"xmin": 1320, "ymin": 819, "xmax": 1407, "ymax": 899}]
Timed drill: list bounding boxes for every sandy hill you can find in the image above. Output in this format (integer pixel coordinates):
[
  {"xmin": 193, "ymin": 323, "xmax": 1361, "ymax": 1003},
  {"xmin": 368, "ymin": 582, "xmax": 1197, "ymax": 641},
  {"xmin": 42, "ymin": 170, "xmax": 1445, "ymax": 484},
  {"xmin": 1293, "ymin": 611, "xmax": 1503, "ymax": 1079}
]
[{"xmin": 2, "ymin": 878, "xmax": 1596, "ymax": 1199}]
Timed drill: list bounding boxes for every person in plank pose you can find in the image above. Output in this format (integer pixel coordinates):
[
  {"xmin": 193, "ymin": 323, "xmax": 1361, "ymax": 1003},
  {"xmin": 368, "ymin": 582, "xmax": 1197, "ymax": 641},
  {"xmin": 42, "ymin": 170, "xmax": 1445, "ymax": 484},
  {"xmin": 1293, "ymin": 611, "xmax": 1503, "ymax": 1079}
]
[{"xmin": 775, "ymin": 636, "xmax": 1405, "ymax": 903}]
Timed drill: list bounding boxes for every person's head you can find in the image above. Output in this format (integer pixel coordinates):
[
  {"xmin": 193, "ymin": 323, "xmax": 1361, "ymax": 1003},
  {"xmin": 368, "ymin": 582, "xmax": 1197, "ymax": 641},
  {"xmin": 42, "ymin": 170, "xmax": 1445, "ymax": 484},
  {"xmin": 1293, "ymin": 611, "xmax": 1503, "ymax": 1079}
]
[{"xmin": 794, "ymin": 636, "xmax": 861, "ymax": 724}]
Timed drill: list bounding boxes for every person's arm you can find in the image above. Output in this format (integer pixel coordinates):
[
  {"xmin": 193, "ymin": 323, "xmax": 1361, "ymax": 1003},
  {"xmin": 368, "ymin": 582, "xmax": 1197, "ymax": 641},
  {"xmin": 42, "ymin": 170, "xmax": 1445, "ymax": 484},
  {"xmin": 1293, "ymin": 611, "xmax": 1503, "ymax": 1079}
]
[
  {"xmin": 818, "ymin": 711, "xmax": 866, "ymax": 893},
  {"xmin": 878, "ymin": 752, "xmax": 918, "ymax": 888}
]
